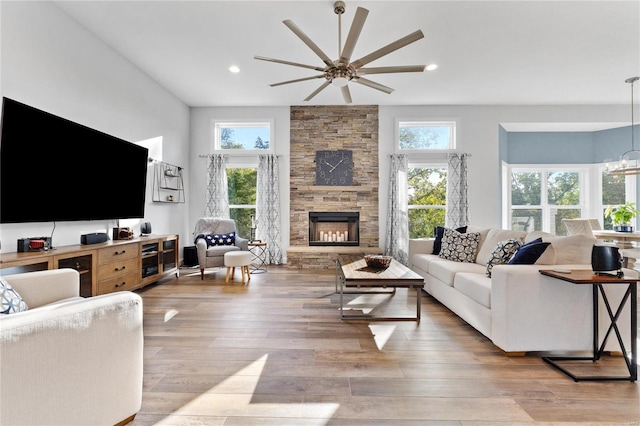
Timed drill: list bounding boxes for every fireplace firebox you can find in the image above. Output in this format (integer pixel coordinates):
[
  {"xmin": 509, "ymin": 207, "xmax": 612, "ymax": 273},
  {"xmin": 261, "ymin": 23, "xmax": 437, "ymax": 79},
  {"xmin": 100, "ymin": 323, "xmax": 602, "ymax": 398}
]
[{"xmin": 309, "ymin": 212, "xmax": 359, "ymax": 246}]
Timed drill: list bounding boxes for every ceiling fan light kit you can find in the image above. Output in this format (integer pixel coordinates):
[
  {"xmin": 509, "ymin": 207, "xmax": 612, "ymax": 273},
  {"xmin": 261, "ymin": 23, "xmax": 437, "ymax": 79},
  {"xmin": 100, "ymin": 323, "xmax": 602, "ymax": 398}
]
[{"xmin": 254, "ymin": 1, "xmax": 427, "ymax": 104}]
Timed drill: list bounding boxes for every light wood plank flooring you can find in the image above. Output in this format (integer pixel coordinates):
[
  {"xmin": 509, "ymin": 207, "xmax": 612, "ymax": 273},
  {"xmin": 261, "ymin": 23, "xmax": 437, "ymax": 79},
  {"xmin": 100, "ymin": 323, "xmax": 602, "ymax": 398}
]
[{"xmin": 130, "ymin": 266, "xmax": 640, "ymax": 425}]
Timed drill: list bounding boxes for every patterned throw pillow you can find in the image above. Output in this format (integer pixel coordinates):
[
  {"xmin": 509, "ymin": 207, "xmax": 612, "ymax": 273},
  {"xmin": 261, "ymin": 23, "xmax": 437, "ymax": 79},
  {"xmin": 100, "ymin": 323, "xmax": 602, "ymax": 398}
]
[
  {"xmin": 432, "ymin": 226, "xmax": 468, "ymax": 255},
  {"xmin": 0, "ymin": 277, "xmax": 28, "ymax": 314},
  {"xmin": 204, "ymin": 232, "xmax": 236, "ymax": 247},
  {"xmin": 486, "ymin": 238, "xmax": 524, "ymax": 277},
  {"xmin": 438, "ymin": 228, "xmax": 481, "ymax": 263}
]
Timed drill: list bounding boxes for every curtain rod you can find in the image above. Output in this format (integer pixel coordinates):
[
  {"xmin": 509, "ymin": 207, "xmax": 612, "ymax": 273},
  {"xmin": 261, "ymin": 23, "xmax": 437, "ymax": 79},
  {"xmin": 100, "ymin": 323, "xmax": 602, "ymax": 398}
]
[{"xmin": 199, "ymin": 154, "xmax": 281, "ymax": 158}]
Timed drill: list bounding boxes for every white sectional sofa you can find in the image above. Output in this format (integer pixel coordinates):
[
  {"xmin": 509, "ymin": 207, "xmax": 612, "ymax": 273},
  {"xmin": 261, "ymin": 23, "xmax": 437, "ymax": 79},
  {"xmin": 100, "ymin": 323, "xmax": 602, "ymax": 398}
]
[
  {"xmin": 0, "ymin": 269, "xmax": 143, "ymax": 425},
  {"xmin": 409, "ymin": 226, "xmax": 633, "ymax": 355}
]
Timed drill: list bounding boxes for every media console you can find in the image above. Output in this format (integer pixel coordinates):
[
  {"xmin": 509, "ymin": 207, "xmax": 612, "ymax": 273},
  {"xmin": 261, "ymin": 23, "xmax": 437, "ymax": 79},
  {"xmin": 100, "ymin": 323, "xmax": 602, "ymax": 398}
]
[{"xmin": 0, "ymin": 234, "xmax": 179, "ymax": 296}]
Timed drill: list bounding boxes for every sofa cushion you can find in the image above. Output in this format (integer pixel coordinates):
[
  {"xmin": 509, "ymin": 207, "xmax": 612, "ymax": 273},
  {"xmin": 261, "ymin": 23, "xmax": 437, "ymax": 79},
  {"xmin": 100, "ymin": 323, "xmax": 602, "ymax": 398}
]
[
  {"xmin": 439, "ymin": 228, "xmax": 481, "ymax": 263},
  {"xmin": 509, "ymin": 239, "xmax": 551, "ymax": 264},
  {"xmin": 429, "ymin": 259, "xmax": 487, "ymax": 287},
  {"xmin": 411, "ymin": 253, "xmax": 441, "ymax": 274},
  {"xmin": 476, "ymin": 229, "xmax": 527, "ymax": 265},
  {"xmin": 486, "ymin": 238, "xmax": 524, "ymax": 277},
  {"xmin": 0, "ymin": 277, "xmax": 29, "ymax": 314},
  {"xmin": 454, "ymin": 272, "xmax": 492, "ymax": 308},
  {"xmin": 433, "ymin": 226, "xmax": 467, "ymax": 255},
  {"xmin": 543, "ymin": 234, "xmax": 596, "ymax": 264},
  {"xmin": 205, "ymin": 245, "xmax": 240, "ymax": 257}
]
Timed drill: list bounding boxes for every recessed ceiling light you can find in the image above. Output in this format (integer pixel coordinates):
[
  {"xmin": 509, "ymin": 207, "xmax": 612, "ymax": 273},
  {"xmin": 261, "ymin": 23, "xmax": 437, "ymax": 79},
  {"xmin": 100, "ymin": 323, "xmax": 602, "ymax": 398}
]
[
  {"xmin": 229, "ymin": 65, "xmax": 240, "ymax": 73},
  {"xmin": 426, "ymin": 64, "xmax": 438, "ymax": 71}
]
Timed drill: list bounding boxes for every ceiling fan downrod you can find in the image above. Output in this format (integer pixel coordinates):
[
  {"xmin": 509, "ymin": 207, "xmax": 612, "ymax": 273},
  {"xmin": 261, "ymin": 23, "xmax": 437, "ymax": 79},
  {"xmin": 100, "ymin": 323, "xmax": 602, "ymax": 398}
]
[{"xmin": 334, "ymin": 1, "xmax": 345, "ymax": 60}]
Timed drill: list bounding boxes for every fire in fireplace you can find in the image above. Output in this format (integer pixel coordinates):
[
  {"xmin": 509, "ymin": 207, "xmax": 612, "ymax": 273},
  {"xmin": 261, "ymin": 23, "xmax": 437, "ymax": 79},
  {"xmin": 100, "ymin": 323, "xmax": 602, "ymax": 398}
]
[{"xmin": 309, "ymin": 212, "xmax": 359, "ymax": 246}]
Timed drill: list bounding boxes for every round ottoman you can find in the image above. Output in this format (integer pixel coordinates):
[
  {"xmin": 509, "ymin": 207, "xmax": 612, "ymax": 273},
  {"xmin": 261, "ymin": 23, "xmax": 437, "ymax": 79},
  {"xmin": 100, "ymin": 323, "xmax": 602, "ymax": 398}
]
[{"xmin": 224, "ymin": 251, "xmax": 252, "ymax": 284}]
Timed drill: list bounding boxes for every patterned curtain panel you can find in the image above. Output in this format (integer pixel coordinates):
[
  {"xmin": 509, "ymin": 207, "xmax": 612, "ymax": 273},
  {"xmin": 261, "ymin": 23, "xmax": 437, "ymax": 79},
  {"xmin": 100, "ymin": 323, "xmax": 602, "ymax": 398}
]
[
  {"xmin": 204, "ymin": 154, "xmax": 230, "ymax": 218},
  {"xmin": 446, "ymin": 153, "xmax": 470, "ymax": 228},
  {"xmin": 384, "ymin": 154, "xmax": 409, "ymax": 265},
  {"xmin": 257, "ymin": 154, "xmax": 283, "ymax": 265}
]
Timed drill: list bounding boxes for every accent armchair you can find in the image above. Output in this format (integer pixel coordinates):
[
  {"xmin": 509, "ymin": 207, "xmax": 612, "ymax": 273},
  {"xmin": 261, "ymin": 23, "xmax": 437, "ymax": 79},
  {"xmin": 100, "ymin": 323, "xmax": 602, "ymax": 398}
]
[{"xmin": 194, "ymin": 217, "xmax": 249, "ymax": 279}]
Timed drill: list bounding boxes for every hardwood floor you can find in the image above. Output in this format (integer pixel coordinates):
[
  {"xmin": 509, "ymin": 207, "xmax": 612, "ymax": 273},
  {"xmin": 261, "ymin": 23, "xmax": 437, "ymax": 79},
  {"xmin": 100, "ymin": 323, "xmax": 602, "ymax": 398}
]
[{"xmin": 130, "ymin": 266, "xmax": 640, "ymax": 425}]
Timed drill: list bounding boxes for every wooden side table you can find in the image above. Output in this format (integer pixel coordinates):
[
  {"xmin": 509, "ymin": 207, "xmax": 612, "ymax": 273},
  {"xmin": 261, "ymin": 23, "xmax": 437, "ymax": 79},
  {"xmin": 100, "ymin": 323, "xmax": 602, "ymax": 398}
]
[
  {"xmin": 539, "ymin": 269, "xmax": 638, "ymax": 382},
  {"xmin": 248, "ymin": 242, "xmax": 267, "ymax": 273}
]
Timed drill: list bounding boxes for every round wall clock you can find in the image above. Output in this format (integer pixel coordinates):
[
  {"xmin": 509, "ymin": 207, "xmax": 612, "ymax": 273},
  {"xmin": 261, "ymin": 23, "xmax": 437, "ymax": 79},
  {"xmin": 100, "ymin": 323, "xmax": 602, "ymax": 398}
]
[{"xmin": 315, "ymin": 150, "xmax": 353, "ymax": 186}]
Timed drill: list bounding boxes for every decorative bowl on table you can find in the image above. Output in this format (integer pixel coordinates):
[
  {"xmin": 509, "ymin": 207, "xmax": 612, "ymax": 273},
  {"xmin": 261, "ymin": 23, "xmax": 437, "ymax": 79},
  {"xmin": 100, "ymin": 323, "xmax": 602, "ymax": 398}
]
[{"xmin": 364, "ymin": 254, "xmax": 393, "ymax": 269}]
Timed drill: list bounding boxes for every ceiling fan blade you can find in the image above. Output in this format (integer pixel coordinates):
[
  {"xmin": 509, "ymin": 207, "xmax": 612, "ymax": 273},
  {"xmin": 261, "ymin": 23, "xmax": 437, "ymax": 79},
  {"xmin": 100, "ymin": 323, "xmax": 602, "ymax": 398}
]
[
  {"xmin": 352, "ymin": 77, "xmax": 394, "ymax": 94},
  {"xmin": 339, "ymin": 7, "xmax": 368, "ymax": 65},
  {"xmin": 358, "ymin": 65, "xmax": 426, "ymax": 75},
  {"xmin": 351, "ymin": 30, "xmax": 425, "ymax": 69},
  {"xmin": 304, "ymin": 80, "xmax": 331, "ymax": 101},
  {"xmin": 270, "ymin": 75, "xmax": 326, "ymax": 87},
  {"xmin": 254, "ymin": 56, "xmax": 325, "ymax": 72},
  {"xmin": 341, "ymin": 85, "xmax": 353, "ymax": 104},
  {"xmin": 283, "ymin": 19, "xmax": 334, "ymax": 68}
]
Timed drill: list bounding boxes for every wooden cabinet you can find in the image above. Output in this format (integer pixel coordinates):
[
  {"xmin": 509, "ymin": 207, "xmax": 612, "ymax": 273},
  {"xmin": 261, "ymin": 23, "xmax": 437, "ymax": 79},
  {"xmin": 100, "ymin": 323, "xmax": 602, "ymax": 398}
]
[
  {"xmin": 0, "ymin": 234, "xmax": 179, "ymax": 296},
  {"xmin": 97, "ymin": 242, "xmax": 139, "ymax": 294}
]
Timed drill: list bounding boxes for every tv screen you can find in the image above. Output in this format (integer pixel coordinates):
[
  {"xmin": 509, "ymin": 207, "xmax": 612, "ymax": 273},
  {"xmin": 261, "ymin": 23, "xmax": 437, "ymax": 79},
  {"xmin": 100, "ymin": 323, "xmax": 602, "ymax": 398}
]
[{"xmin": 0, "ymin": 97, "xmax": 148, "ymax": 223}]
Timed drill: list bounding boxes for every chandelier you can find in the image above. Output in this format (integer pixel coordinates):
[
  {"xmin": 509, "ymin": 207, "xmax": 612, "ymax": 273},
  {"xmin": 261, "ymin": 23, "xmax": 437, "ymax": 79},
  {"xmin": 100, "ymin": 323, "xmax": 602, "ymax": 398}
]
[{"xmin": 606, "ymin": 76, "xmax": 640, "ymax": 176}]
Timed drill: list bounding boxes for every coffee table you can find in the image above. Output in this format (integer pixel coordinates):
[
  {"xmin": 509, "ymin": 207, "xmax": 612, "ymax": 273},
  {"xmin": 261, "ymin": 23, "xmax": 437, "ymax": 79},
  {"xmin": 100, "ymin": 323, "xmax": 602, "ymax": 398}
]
[{"xmin": 335, "ymin": 254, "xmax": 425, "ymax": 322}]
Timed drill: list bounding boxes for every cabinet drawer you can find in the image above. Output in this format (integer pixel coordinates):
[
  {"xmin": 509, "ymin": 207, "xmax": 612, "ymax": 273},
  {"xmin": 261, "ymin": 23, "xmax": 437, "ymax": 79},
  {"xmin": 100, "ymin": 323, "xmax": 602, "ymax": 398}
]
[
  {"xmin": 97, "ymin": 257, "xmax": 139, "ymax": 281},
  {"xmin": 98, "ymin": 243, "xmax": 138, "ymax": 265},
  {"xmin": 98, "ymin": 272, "xmax": 138, "ymax": 294}
]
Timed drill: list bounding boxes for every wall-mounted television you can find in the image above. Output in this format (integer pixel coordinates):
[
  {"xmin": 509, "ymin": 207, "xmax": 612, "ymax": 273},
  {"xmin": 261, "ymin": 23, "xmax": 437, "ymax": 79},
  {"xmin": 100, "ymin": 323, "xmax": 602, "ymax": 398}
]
[{"xmin": 0, "ymin": 97, "xmax": 148, "ymax": 224}]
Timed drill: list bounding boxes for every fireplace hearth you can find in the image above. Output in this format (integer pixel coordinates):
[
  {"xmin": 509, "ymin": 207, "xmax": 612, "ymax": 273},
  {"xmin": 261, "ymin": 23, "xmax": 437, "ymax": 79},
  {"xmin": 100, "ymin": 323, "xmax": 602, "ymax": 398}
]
[{"xmin": 309, "ymin": 212, "xmax": 359, "ymax": 246}]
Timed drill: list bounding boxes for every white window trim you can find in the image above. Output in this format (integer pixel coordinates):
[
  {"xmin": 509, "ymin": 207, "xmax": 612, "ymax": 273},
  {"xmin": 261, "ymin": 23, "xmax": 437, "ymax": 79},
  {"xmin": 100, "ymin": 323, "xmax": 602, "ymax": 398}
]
[
  {"xmin": 505, "ymin": 163, "xmax": 589, "ymax": 233},
  {"xmin": 503, "ymin": 162, "xmax": 637, "ymax": 232},
  {"xmin": 395, "ymin": 117, "xmax": 459, "ymax": 154},
  {"xmin": 211, "ymin": 119, "xmax": 275, "ymax": 154}
]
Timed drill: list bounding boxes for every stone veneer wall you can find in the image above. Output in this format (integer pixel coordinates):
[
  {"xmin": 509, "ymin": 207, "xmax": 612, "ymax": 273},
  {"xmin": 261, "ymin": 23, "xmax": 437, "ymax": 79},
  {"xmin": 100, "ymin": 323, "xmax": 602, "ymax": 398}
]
[{"xmin": 288, "ymin": 105, "xmax": 380, "ymax": 268}]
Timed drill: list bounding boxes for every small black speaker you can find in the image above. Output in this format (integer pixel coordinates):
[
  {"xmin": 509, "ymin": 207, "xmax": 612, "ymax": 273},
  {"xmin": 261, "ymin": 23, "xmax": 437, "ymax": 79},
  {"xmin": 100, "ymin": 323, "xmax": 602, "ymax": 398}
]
[
  {"xmin": 184, "ymin": 246, "xmax": 198, "ymax": 267},
  {"xmin": 141, "ymin": 222, "xmax": 152, "ymax": 235},
  {"xmin": 81, "ymin": 232, "xmax": 109, "ymax": 245},
  {"xmin": 591, "ymin": 245, "xmax": 623, "ymax": 274}
]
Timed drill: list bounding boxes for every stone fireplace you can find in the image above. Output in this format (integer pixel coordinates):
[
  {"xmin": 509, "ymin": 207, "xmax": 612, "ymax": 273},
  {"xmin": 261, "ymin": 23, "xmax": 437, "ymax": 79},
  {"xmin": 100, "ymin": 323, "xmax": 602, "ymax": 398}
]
[
  {"xmin": 309, "ymin": 212, "xmax": 359, "ymax": 247},
  {"xmin": 287, "ymin": 105, "xmax": 381, "ymax": 269}
]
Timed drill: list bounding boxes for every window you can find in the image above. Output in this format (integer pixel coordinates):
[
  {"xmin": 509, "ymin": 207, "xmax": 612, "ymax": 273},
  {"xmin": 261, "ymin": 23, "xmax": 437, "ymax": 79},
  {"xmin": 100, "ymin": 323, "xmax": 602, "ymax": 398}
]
[
  {"xmin": 397, "ymin": 120, "xmax": 456, "ymax": 150},
  {"xmin": 509, "ymin": 167, "xmax": 584, "ymax": 235},
  {"xmin": 213, "ymin": 121, "xmax": 273, "ymax": 153},
  {"xmin": 408, "ymin": 165, "xmax": 447, "ymax": 238},
  {"xmin": 227, "ymin": 167, "xmax": 257, "ymax": 238},
  {"xmin": 600, "ymin": 168, "xmax": 634, "ymax": 229}
]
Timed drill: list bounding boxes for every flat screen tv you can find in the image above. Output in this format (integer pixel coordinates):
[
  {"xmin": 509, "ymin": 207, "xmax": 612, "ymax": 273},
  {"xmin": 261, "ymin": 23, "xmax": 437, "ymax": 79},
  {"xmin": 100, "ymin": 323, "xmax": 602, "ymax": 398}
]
[{"xmin": 0, "ymin": 97, "xmax": 148, "ymax": 223}]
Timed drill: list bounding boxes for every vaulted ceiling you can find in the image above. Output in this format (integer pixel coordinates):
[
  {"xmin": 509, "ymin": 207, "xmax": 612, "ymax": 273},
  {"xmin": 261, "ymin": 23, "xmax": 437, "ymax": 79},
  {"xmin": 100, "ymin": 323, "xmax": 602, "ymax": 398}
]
[{"xmin": 53, "ymin": 1, "xmax": 640, "ymax": 107}]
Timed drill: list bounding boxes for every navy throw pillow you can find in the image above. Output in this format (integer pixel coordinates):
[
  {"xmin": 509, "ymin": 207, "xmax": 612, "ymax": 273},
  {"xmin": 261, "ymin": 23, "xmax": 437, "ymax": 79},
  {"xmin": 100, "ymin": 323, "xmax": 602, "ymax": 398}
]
[
  {"xmin": 195, "ymin": 232, "xmax": 236, "ymax": 247},
  {"xmin": 508, "ymin": 238, "xmax": 550, "ymax": 264},
  {"xmin": 433, "ymin": 226, "xmax": 468, "ymax": 255}
]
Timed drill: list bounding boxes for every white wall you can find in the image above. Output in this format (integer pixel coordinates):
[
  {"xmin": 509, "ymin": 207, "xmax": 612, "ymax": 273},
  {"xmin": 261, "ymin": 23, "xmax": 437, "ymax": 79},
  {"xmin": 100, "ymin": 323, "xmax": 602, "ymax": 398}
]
[
  {"xmin": 0, "ymin": 1, "xmax": 190, "ymax": 253},
  {"xmin": 378, "ymin": 105, "xmax": 629, "ymax": 245},
  {"xmin": 188, "ymin": 107, "xmax": 290, "ymax": 251}
]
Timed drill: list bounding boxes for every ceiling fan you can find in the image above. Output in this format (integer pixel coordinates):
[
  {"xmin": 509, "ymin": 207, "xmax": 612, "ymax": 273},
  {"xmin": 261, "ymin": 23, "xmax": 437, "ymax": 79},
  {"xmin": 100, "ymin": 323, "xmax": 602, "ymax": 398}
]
[{"xmin": 254, "ymin": 1, "xmax": 426, "ymax": 104}]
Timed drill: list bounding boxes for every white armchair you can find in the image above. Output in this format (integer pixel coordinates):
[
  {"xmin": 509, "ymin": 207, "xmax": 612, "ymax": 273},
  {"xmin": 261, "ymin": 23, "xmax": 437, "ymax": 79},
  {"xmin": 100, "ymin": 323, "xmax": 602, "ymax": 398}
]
[
  {"xmin": 0, "ymin": 269, "xmax": 143, "ymax": 425},
  {"xmin": 194, "ymin": 217, "xmax": 249, "ymax": 279}
]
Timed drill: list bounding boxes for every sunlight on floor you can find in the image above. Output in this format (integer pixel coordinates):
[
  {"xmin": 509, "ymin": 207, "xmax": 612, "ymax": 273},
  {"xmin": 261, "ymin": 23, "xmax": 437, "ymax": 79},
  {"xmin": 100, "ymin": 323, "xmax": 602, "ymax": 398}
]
[
  {"xmin": 368, "ymin": 324, "xmax": 397, "ymax": 350},
  {"xmin": 163, "ymin": 309, "xmax": 179, "ymax": 322},
  {"xmin": 343, "ymin": 293, "xmax": 393, "ymax": 314},
  {"xmin": 170, "ymin": 354, "xmax": 340, "ymax": 421}
]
